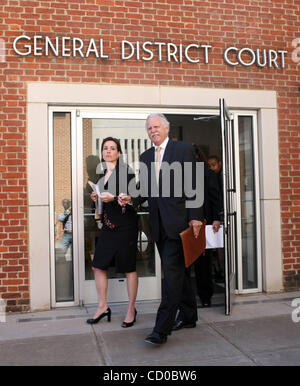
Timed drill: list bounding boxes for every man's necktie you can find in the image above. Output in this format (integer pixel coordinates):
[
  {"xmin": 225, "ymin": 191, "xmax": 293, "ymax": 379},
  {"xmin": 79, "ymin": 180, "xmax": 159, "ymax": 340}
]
[{"xmin": 155, "ymin": 146, "xmax": 162, "ymax": 183}]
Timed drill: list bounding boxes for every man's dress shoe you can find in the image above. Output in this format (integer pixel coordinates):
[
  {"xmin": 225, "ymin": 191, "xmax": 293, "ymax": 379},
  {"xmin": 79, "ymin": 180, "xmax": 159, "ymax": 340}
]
[
  {"xmin": 145, "ymin": 331, "xmax": 167, "ymax": 345},
  {"xmin": 172, "ymin": 320, "xmax": 196, "ymax": 331},
  {"xmin": 201, "ymin": 299, "xmax": 211, "ymax": 308}
]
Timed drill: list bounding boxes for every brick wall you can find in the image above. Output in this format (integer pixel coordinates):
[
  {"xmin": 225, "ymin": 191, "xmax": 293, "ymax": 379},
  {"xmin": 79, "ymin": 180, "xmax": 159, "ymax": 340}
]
[{"xmin": 0, "ymin": 0, "xmax": 300, "ymax": 311}]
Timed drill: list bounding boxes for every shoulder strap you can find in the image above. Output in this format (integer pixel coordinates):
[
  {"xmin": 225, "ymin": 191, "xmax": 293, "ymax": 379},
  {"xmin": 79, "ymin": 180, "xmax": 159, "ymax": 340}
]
[{"xmin": 62, "ymin": 212, "xmax": 71, "ymax": 229}]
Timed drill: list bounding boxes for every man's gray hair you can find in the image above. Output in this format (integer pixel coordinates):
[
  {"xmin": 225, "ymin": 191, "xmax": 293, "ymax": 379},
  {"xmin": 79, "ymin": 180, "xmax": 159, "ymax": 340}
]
[{"xmin": 145, "ymin": 113, "xmax": 170, "ymax": 130}]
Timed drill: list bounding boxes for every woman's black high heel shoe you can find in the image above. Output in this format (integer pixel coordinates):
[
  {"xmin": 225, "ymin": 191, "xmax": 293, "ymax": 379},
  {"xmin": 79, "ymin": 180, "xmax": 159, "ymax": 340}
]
[
  {"xmin": 121, "ymin": 309, "xmax": 137, "ymax": 328},
  {"xmin": 86, "ymin": 307, "xmax": 111, "ymax": 324}
]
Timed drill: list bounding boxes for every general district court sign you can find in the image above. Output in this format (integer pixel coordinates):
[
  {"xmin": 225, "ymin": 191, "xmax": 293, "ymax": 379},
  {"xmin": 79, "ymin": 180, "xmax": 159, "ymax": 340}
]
[{"xmin": 12, "ymin": 35, "xmax": 289, "ymax": 69}]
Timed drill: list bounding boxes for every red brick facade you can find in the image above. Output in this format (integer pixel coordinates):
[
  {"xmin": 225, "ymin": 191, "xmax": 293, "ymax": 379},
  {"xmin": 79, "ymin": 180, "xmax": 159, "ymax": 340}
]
[{"xmin": 0, "ymin": 0, "xmax": 300, "ymax": 311}]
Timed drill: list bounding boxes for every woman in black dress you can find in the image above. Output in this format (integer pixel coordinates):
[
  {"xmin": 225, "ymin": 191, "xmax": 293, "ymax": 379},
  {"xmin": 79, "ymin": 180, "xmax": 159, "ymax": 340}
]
[{"xmin": 86, "ymin": 137, "xmax": 138, "ymax": 328}]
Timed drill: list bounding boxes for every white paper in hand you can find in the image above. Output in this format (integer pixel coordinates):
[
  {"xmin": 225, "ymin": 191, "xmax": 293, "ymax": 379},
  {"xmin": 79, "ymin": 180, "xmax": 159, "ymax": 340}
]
[
  {"xmin": 205, "ymin": 225, "xmax": 224, "ymax": 249},
  {"xmin": 88, "ymin": 181, "xmax": 103, "ymax": 215}
]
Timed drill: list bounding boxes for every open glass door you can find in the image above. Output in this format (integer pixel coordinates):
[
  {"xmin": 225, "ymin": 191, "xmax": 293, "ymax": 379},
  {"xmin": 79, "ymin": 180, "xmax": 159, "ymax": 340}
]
[
  {"xmin": 220, "ymin": 99, "xmax": 237, "ymax": 315},
  {"xmin": 76, "ymin": 112, "xmax": 161, "ymax": 305}
]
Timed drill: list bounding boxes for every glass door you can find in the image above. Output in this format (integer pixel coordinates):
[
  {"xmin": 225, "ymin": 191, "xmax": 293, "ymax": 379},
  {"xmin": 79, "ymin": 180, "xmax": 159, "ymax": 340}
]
[
  {"xmin": 76, "ymin": 112, "xmax": 161, "ymax": 304},
  {"xmin": 236, "ymin": 114, "xmax": 262, "ymax": 292},
  {"xmin": 220, "ymin": 99, "xmax": 237, "ymax": 315},
  {"xmin": 50, "ymin": 111, "xmax": 78, "ymax": 307}
]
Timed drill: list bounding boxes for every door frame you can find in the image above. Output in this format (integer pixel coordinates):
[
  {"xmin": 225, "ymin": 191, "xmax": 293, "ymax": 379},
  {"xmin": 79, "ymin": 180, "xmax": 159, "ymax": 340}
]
[
  {"xmin": 28, "ymin": 83, "xmax": 281, "ymax": 312},
  {"xmin": 48, "ymin": 104, "xmax": 262, "ymax": 308}
]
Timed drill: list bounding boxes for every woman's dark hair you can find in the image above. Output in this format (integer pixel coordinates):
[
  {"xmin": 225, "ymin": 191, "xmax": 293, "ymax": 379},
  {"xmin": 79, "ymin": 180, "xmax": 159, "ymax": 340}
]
[{"xmin": 101, "ymin": 137, "xmax": 122, "ymax": 154}]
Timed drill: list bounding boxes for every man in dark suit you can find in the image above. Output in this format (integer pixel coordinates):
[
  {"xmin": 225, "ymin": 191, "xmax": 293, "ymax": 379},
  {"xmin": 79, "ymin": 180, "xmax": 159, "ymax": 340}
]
[{"xmin": 120, "ymin": 113, "xmax": 204, "ymax": 344}]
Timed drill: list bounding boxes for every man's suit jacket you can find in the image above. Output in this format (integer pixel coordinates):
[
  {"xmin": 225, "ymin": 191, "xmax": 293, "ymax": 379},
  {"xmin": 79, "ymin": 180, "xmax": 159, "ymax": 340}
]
[{"xmin": 136, "ymin": 139, "xmax": 204, "ymax": 241}]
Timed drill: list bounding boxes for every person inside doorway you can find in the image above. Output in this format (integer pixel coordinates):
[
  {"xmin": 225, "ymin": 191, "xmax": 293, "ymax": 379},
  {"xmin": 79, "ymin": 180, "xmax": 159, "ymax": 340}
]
[
  {"xmin": 191, "ymin": 146, "xmax": 222, "ymax": 308},
  {"xmin": 207, "ymin": 155, "xmax": 222, "ymax": 192},
  {"xmin": 207, "ymin": 155, "xmax": 225, "ymax": 282},
  {"xmin": 87, "ymin": 137, "xmax": 139, "ymax": 328}
]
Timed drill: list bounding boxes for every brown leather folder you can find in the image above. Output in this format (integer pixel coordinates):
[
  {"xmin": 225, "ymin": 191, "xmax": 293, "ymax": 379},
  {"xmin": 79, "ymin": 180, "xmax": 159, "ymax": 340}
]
[{"xmin": 180, "ymin": 220, "xmax": 206, "ymax": 268}]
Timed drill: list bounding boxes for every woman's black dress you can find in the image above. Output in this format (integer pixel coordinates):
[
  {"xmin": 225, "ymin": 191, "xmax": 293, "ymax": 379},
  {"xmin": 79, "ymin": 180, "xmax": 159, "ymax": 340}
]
[{"xmin": 92, "ymin": 161, "xmax": 138, "ymax": 273}]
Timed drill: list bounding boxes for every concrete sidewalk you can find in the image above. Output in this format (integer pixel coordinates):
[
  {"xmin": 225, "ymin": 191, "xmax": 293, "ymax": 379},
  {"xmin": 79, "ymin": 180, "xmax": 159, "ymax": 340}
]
[{"xmin": 0, "ymin": 291, "xmax": 300, "ymax": 366}]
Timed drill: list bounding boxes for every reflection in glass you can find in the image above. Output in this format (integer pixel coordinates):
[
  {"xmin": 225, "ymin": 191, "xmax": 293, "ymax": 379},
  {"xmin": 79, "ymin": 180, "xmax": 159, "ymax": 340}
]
[
  {"xmin": 82, "ymin": 118, "xmax": 155, "ymax": 281},
  {"xmin": 53, "ymin": 112, "xmax": 74, "ymax": 302},
  {"xmin": 238, "ymin": 116, "xmax": 257, "ymax": 289}
]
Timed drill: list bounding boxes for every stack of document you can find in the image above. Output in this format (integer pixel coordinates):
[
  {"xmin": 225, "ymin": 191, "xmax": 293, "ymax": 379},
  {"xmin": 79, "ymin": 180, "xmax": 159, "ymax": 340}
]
[
  {"xmin": 205, "ymin": 225, "xmax": 224, "ymax": 249},
  {"xmin": 88, "ymin": 181, "xmax": 103, "ymax": 215}
]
